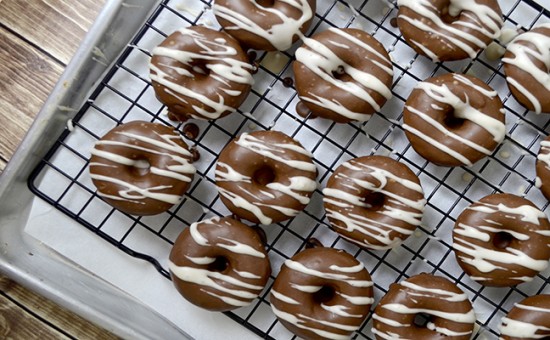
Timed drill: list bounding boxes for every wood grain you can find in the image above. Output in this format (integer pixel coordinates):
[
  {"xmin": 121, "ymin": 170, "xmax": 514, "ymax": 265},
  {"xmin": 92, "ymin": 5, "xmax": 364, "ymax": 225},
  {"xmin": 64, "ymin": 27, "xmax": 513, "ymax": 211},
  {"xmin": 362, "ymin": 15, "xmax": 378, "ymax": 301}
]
[
  {"xmin": 0, "ymin": 0, "xmax": 105, "ymax": 64},
  {"xmin": 0, "ymin": 27, "xmax": 63, "ymax": 171},
  {"xmin": 0, "ymin": 275, "xmax": 118, "ymax": 339}
]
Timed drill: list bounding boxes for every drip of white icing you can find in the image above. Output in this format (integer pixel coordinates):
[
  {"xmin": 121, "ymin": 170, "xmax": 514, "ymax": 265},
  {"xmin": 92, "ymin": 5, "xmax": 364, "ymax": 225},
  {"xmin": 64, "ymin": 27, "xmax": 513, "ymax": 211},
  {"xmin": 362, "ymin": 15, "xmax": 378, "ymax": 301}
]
[
  {"xmin": 336, "ymin": 291, "xmax": 374, "ymax": 305},
  {"xmin": 372, "ymin": 313, "xmax": 411, "ymax": 327},
  {"xmin": 213, "ymin": 0, "xmax": 313, "ymax": 51},
  {"xmin": 502, "ymin": 24, "xmax": 550, "ymax": 114},
  {"xmin": 329, "ymin": 263, "xmax": 364, "ymax": 273},
  {"xmin": 265, "ymin": 176, "xmax": 318, "ymax": 204},
  {"xmin": 185, "ymin": 256, "xmax": 216, "ymax": 265},
  {"xmin": 381, "ymin": 304, "xmax": 476, "ymax": 323},
  {"xmin": 217, "ymin": 237, "xmax": 266, "ymax": 258},
  {"xmin": 397, "ymin": 0, "xmax": 502, "ymax": 60},
  {"xmin": 290, "ymin": 284, "xmax": 322, "ymax": 293},
  {"xmin": 150, "ymin": 27, "xmax": 254, "ymax": 119},
  {"xmin": 295, "ymin": 27, "xmax": 393, "ymax": 120},
  {"xmin": 538, "ymin": 141, "xmax": 550, "ymax": 171},
  {"xmin": 320, "ymin": 304, "xmax": 362, "ymax": 318},
  {"xmin": 271, "ymin": 289, "xmax": 300, "ymax": 305},
  {"xmin": 233, "ymin": 269, "xmax": 261, "ymax": 279},
  {"xmin": 284, "ymin": 260, "xmax": 372, "ymax": 287},
  {"xmin": 426, "ymin": 322, "xmax": 472, "ymax": 337},
  {"xmin": 271, "ymin": 305, "xmax": 350, "ymax": 340},
  {"xmin": 203, "ymin": 290, "xmax": 250, "ymax": 307},
  {"xmin": 499, "ymin": 316, "xmax": 550, "ymax": 338},
  {"xmin": 189, "ymin": 219, "xmax": 211, "ymax": 246},
  {"xmin": 216, "ymin": 162, "xmax": 252, "ymax": 183},
  {"xmin": 217, "ymin": 187, "xmax": 273, "ymax": 225},
  {"xmin": 400, "ymin": 281, "xmax": 468, "ymax": 302},
  {"xmin": 468, "ymin": 202, "xmax": 546, "ymax": 225}
]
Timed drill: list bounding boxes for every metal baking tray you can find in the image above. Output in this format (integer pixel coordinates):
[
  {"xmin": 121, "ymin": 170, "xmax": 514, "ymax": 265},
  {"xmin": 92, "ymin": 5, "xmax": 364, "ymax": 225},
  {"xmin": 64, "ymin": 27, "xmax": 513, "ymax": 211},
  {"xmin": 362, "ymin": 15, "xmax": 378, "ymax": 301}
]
[{"xmin": 2, "ymin": 0, "xmax": 550, "ymax": 339}]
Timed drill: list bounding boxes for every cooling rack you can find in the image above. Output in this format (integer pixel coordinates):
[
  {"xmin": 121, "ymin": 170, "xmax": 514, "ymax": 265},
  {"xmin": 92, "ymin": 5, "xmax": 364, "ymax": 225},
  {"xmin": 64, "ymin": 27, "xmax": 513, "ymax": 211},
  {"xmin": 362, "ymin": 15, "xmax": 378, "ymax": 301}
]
[{"xmin": 28, "ymin": 0, "xmax": 550, "ymax": 339}]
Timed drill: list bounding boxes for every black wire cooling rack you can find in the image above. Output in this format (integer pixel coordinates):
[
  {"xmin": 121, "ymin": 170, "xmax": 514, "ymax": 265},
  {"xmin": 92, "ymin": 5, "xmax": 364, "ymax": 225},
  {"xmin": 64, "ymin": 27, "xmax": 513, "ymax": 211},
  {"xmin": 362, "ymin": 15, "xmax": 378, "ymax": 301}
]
[{"xmin": 28, "ymin": 0, "xmax": 550, "ymax": 339}]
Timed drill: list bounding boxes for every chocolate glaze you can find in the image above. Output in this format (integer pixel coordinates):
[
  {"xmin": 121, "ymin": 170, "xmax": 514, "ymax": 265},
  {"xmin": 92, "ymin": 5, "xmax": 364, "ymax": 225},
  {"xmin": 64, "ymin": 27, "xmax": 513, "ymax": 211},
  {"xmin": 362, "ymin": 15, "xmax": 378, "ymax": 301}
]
[
  {"xmin": 169, "ymin": 216, "xmax": 271, "ymax": 312},
  {"xmin": 537, "ymin": 135, "xmax": 550, "ymax": 200},
  {"xmin": 182, "ymin": 122, "xmax": 199, "ymax": 140},
  {"xmin": 397, "ymin": 0, "xmax": 503, "ymax": 62},
  {"xmin": 215, "ymin": 130, "xmax": 317, "ymax": 225},
  {"xmin": 294, "ymin": 28, "xmax": 393, "ymax": 123},
  {"xmin": 213, "ymin": 0, "xmax": 316, "ymax": 51},
  {"xmin": 372, "ymin": 273, "xmax": 476, "ymax": 340},
  {"xmin": 150, "ymin": 26, "xmax": 253, "ymax": 121},
  {"xmin": 453, "ymin": 193, "xmax": 550, "ymax": 287},
  {"xmin": 403, "ymin": 73, "xmax": 505, "ymax": 167},
  {"xmin": 270, "ymin": 247, "xmax": 373, "ymax": 340},
  {"xmin": 499, "ymin": 294, "xmax": 550, "ymax": 339},
  {"xmin": 323, "ymin": 155, "xmax": 426, "ymax": 250},
  {"xmin": 89, "ymin": 121, "xmax": 196, "ymax": 215},
  {"xmin": 503, "ymin": 24, "xmax": 550, "ymax": 114}
]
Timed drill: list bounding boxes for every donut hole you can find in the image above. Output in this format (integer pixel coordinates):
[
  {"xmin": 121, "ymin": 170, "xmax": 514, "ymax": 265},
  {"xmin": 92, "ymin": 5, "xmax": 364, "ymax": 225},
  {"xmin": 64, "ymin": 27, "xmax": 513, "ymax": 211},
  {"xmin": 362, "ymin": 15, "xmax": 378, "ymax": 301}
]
[
  {"xmin": 256, "ymin": 0, "xmax": 275, "ymax": 6},
  {"xmin": 364, "ymin": 192, "xmax": 385, "ymax": 211},
  {"xmin": 312, "ymin": 285, "xmax": 336, "ymax": 304},
  {"xmin": 207, "ymin": 256, "xmax": 229, "ymax": 272},
  {"xmin": 413, "ymin": 312, "xmax": 433, "ymax": 328},
  {"xmin": 493, "ymin": 231, "xmax": 513, "ymax": 249},
  {"xmin": 131, "ymin": 159, "xmax": 151, "ymax": 176},
  {"xmin": 332, "ymin": 65, "xmax": 352, "ymax": 82},
  {"xmin": 190, "ymin": 62, "xmax": 210, "ymax": 78},
  {"xmin": 253, "ymin": 166, "xmax": 276, "ymax": 186},
  {"xmin": 444, "ymin": 109, "xmax": 466, "ymax": 129}
]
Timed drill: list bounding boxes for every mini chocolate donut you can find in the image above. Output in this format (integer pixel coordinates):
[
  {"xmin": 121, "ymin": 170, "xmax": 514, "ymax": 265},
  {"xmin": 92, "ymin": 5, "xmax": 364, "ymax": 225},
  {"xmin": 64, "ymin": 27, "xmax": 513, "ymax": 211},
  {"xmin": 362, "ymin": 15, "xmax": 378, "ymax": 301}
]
[
  {"xmin": 89, "ymin": 121, "xmax": 196, "ymax": 215},
  {"xmin": 403, "ymin": 73, "xmax": 505, "ymax": 167},
  {"xmin": 397, "ymin": 0, "xmax": 503, "ymax": 62},
  {"xmin": 149, "ymin": 26, "xmax": 253, "ymax": 121},
  {"xmin": 499, "ymin": 294, "xmax": 550, "ymax": 339},
  {"xmin": 323, "ymin": 156, "xmax": 426, "ymax": 250},
  {"xmin": 503, "ymin": 24, "xmax": 550, "ymax": 114},
  {"xmin": 536, "ymin": 135, "xmax": 550, "ymax": 200},
  {"xmin": 294, "ymin": 28, "xmax": 393, "ymax": 123},
  {"xmin": 270, "ymin": 247, "xmax": 374, "ymax": 340},
  {"xmin": 168, "ymin": 216, "xmax": 271, "ymax": 311},
  {"xmin": 452, "ymin": 193, "xmax": 550, "ymax": 287},
  {"xmin": 372, "ymin": 273, "xmax": 476, "ymax": 340},
  {"xmin": 213, "ymin": 0, "xmax": 316, "ymax": 51},
  {"xmin": 215, "ymin": 130, "xmax": 317, "ymax": 225}
]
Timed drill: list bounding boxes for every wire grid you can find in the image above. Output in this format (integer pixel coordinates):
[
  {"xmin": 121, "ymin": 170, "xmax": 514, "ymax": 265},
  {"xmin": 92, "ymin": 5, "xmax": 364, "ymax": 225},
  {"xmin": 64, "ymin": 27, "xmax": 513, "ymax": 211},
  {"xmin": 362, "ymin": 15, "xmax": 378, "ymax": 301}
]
[{"xmin": 27, "ymin": 0, "xmax": 550, "ymax": 339}]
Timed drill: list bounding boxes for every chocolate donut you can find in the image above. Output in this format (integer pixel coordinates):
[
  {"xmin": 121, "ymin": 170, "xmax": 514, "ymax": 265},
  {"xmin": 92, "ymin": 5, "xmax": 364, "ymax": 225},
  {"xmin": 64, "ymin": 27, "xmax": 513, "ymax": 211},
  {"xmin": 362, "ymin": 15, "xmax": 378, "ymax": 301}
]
[
  {"xmin": 499, "ymin": 294, "xmax": 550, "ymax": 339},
  {"xmin": 215, "ymin": 130, "xmax": 317, "ymax": 225},
  {"xmin": 452, "ymin": 193, "xmax": 550, "ymax": 287},
  {"xmin": 149, "ymin": 26, "xmax": 253, "ymax": 121},
  {"xmin": 294, "ymin": 28, "xmax": 393, "ymax": 123},
  {"xmin": 89, "ymin": 121, "xmax": 196, "ymax": 215},
  {"xmin": 270, "ymin": 247, "xmax": 373, "ymax": 340},
  {"xmin": 372, "ymin": 273, "xmax": 476, "ymax": 340},
  {"xmin": 168, "ymin": 216, "xmax": 271, "ymax": 311},
  {"xmin": 536, "ymin": 135, "xmax": 550, "ymax": 200},
  {"xmin": 323, "ymin": 156, "xmax": 426, "ymax": 250},
  {"xmin": 397, "ymin": 0, "xmax": 503, "ymax": 62},
  {"xmin": 213, "ymin": 0, "xmax": 316, "ymax": 51},
  {"xmin": 403, "ymin": 73, "xmax": 505, "ymax": 167},
  {"xmin": 503, "ymin": 24, "xmax": 550, "ymax": 114}
]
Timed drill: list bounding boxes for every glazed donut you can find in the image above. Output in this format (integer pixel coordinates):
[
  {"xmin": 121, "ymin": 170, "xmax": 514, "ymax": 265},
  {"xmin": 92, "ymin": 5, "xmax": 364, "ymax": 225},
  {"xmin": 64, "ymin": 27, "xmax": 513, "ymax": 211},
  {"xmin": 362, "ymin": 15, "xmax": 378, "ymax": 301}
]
[
  {"xmin": 499, "ymin": 294, "xmax": 550, "ymax": 339},
  {"xmin": 149, "ymin": 26, "xmax": 253, "ymax": 121},
  {"xmin": 323, "ymin": 155, "xmax": 426, "ymax": 250},
  {"xmin": 213, "ymin": 0, "xmax": 316, "ymax": 51},
  {"xmin": 403, "ymin": 73, "xmax": 505, "ymax": 167},
  {"xmin": 270, "ymin": 247, "xmax": 373, "ymax": 340},
  {"xmin": 294, "ymin": 28, "xmax": 393, "ymax": 123},
  {"xmin": 168, "ymin": 216, "xmax": 271, "ymax": 311},
  {"xmin": 215, "ymin": 130, "xmax": 317, "ymax": 225},
  {"xmin": 536, "ymin": 135, "xmax": 550, "ymax": 200},
  {"xmin": 397, "ymin": 0, "xmax": 503, "ymax": 62},
  {"xmin": 372, "ymin": 273, "xmax": 476, "ymax": 340},
  {"xmin": 89, "ymin": 121, "xmax": 196, "ymax": 215},
  {"xmin": 452, "ymin": 193, "xmax": 550, "ymax": 287},
  {"xmin": 503, "ymin": 24, "xmax": 550, "ymax": 114}
]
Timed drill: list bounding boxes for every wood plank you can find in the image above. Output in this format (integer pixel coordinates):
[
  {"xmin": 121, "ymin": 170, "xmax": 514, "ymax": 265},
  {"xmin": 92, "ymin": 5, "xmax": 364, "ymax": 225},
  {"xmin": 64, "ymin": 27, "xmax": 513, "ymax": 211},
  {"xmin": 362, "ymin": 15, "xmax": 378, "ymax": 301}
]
[
  {"xmin": 0, "ymin": 275, "xmax": 119, "ymax": 339},
  {"xmin": 0, "ymin": 290, "xmax": 71, "ymax": 340},
  {"xmin": 0, "ymin": 27, "xmax": 63, "ymax": 166},
  {"xmin": 0, "ymin": 0, "xmax": 105, "ymax": 65}
]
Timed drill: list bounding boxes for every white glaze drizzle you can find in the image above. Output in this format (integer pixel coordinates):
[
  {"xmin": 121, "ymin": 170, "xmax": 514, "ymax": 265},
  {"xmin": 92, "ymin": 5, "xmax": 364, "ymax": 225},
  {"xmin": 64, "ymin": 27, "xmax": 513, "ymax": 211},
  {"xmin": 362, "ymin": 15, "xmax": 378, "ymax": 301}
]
[
  {"xmin": 150, "ymin": 27, "xmax": 254, "ymax": 119},
  {"xmin": 295, "ymin": 27, "xmax": 393, "ymax": 122},
  {"xmin": 284, "ymin": 259, "xmax": 372, "ymax": 287},
  {"xmin": 381, "ymin": 303, "xmax": 475, "ymax": 323},
  {"xmin": 468, "ymin": 202, "xmax": 546, "ymax": 225},
  {"xmin": 271, "ymin": 305, "xmax": 350, "ymax": 340},
  {"xmin": 502, "ymin": 24, "xmax": 550, "ymax": 114},
  {"xmin": 538, "ymin": 140, "xmax": 550, "ymax": 172},
  {"xmin": 323, "ymin": 160, "xmax": 426, "ymax": 249},
  {"xmin": 397, "ymin": 0, "xmax": 503, "ymax": 61},
  {"xmin": 499, "ymin": 313, "xmax": 550, "ymax": 338},
  {"xmin": 213, "ymin": 0, "xmax": 313, "ymax": 51}
]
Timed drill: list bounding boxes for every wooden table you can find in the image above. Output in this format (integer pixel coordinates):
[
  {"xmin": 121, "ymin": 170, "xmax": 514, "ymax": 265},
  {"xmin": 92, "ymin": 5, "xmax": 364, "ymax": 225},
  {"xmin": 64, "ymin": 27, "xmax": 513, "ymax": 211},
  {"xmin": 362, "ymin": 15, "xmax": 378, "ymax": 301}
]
[{"xmin": 0, "ymin": 0, "xmax": 117, "ymax": 338}]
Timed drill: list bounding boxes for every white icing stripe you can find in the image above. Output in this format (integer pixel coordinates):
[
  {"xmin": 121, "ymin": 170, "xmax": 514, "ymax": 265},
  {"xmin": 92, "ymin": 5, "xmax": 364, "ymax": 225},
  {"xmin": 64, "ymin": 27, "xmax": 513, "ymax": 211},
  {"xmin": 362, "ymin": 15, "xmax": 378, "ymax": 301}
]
[
  {"xmin": 213, "ymin": 0, "xmax": 313, "ymax": 51},
  {"xmin": 271, "ymin": 290, "xmax": 300, "ymax": 305},
  {"xmin": 468, "ymin": 202, "xmax": 546, "ymax": 225},
  {"xmin": 381, "ymin": 304, "xmax": 476, "ymax": 323},
  {"xmin": 215, "ymin": 162, "xmax": 252, "ymax": 183},
  {"xmin": 516, "ymin": 303, "xmax": 550, "ymax": 313},
  {"xmin": 233, "ymin": 269, "xmax": 261, "ymax": 279},
  {"xmin": 329, "ymin": 263, "xmax": 364, "ymax": 273},
  {"xmin": 400, "ymin": 281, "xmax": 468, "ymax": 302},
  {"xmin": 503, "ymin": 24, "xmax": 550, "ymax": 114},
  {"xmin": 217, "ymin": 237, "xmax": 266, "ymax": 258},
  {"xmin": 185, "ymin": 256, "xmax": 216, "ymax": 265},
  {"xmin": 271, "ymin": 305, "xmax": 350, "ymax": 340},
  {"xmin": 426, "ymin": 323, "xmax": 472, "ymax": 337},
  {"xmin": 499, "ymin": 316, "xmax": 550, "ymax": 338},
  {"xmin": 336, "ymin": 291, "xmax": 374, "ymax": 305},
  {"xmin": 295, "ymin": 28, "xmax": 393, "ymax": 121},
  {"xmin": 265, "ymin": 176, "xmax": 317, "ymax": 204},
  {"xmin": 397, "ymin": 0, "xmax": 502, "ymax": 61},
  {"xmin": 372, "ymin": 314, "xmax": 410, "ymax": 327},
  {"xmin": 203, "ymin": 290, "xmax": 250, "ymax": 307},
  {"xmin": 284, "ymin": 260, "xmax": 372, "ymax": 287},
  {"xmin": 217, "ymin": 187, "xmax": 273, "ymax": 225},
  {"xmin": 90, "ymin": 174, "xmax": 182, "ymax": 204},
  {"xmin": 189, "ymin": 220, "xmax": 210, "ymax": 246},
  {"xmin": 290, "ymin": 284, "xmax": 322, "ymax": 293}
]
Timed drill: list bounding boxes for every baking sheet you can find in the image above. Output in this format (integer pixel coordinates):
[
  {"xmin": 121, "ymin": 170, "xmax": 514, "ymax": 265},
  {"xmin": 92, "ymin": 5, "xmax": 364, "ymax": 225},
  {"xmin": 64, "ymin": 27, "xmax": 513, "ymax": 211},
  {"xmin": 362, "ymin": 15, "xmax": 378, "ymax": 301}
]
[{"xmin": 26, "ymin": 0, "xmax": 550, "ymax": 339}]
